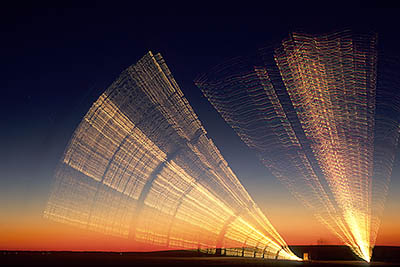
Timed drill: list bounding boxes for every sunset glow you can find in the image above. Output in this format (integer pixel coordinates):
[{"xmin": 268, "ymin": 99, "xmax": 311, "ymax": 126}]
[
  {"xmin": 197, "ymin": 30, "xmax": 399, "ymax": 262},
  {"xmin": 43, "ymin": 52, "xmax": 300, "ymax": 260}
]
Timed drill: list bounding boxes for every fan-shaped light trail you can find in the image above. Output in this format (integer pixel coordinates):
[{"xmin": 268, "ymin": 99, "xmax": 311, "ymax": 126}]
[
  {"xmin": 196, "ymin": 30, "xmax": 400, "ymax": 262},
  {"xmin": 44, "ymin": 52, "xmax": 300, "ymax": 261},
  {"xmin": 276, "ymin": 31, "xmax": 379, "ymax": 261}
]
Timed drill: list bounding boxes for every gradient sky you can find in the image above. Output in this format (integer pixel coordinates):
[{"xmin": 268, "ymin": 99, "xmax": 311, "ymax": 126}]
[{"xmin": 1, "ymin": 5, "xmax": 400, "ymax": 250}]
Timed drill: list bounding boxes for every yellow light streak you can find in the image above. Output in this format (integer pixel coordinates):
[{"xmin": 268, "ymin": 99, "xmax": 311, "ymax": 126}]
[
  {"xmin": 196, "ymin": 30, "xmax": 395, "ymax": 262},
  {"xmin": 44, "ymin": 51, "xmax": 300, "ymax": 261}
]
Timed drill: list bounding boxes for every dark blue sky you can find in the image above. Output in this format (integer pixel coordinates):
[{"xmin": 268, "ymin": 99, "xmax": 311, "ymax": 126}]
[{"xmin": 2, "ymin": 4, "xmax": 400, "ymax": 245}]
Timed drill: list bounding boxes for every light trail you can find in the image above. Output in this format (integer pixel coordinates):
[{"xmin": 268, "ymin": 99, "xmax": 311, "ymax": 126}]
[
  {"xmin": 275, "ymin": 31, "xmax": 377, "ymax": 261},
  {"xmin": 196, "ymin": 30, "xmax": 399, "ymax": 262},
  {"xmin": 44, "ymin": 52, "xmax": 300, "ymax": 261}
]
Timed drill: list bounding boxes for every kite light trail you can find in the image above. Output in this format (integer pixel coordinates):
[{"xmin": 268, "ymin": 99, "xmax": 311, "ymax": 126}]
[
  {"xmin": 196, "ymin": 30, "xmax": 400, "ymax": 262},
  {"xmin": 44, "ymin": 52, "xmax": 300, "ymax": 261}
]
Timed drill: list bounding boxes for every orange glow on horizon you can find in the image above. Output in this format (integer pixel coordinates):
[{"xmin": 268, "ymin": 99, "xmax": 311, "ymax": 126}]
[
  {"xmin": 196, "ymin": 30, "xmax": 399, "ymax": 262},
  {"xmin": 39, "ymin": 52, "xmax": 300, "ymax": 260}
]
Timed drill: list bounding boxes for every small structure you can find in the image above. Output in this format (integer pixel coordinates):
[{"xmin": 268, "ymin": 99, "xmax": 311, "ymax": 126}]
[{"xmin": 303, "ymin": 252, "xmax": 310, "ymax": 261}]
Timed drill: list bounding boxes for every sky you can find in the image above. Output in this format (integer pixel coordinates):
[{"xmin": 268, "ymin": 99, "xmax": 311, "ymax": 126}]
[{"xmin": 1, "ymin": 4, "xmax": 400, "ymax": 250}]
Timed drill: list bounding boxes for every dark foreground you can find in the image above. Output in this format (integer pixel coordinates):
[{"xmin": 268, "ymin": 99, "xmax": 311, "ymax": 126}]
[{"xmin": 1, "ymin": 246, "xmax": 400, "ymax": 267}]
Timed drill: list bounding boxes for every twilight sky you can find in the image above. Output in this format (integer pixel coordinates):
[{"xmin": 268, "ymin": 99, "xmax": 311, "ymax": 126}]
[{"xmin": 1, "ymin": 5, "xmax": 400, "ymax": 250}]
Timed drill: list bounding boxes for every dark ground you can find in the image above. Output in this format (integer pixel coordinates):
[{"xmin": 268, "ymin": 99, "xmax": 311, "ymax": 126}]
[
  {"xmin": 1, "ymin": 246, "xmax": 399, "ymax": 266},
  {"xmin": 291, "ymin": 246, "xmax": 400, "ymax": 262}
]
